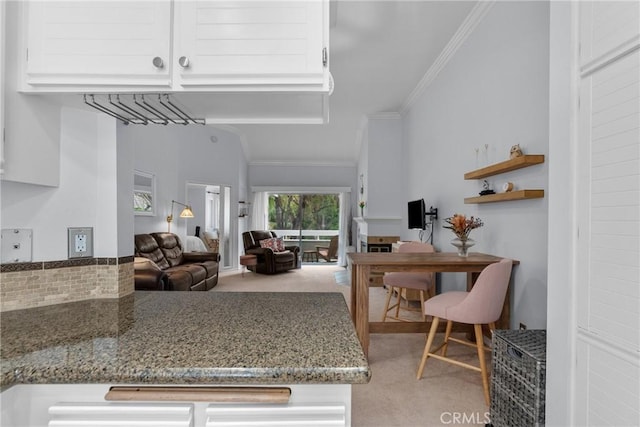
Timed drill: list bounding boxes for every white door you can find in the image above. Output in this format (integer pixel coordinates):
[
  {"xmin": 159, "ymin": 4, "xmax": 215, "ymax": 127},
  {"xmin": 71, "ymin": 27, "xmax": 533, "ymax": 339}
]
[{"xmin": 575, "ymin": 1, "xmax": 639, "ymax": 425}]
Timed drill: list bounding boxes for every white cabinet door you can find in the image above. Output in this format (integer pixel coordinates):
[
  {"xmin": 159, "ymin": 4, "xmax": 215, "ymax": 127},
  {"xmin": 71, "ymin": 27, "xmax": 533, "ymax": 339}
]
[
  {"xmin": 1, "ymin": 384, "xmax": 351, "ymax": 427},
  {"xmin": 24, "ymin": 1, "xmax": 172, "ymax": 90},
  {"xmin": 205, "ymin": 404, "xmax": 346, "ymax": 426},
  {"xmin": 173, "ymin": 1, "xmax": 328, "ymax": 91},
  {"xmin": 49, "ymin": 403, "xmax": 194, "ymax": 427}
]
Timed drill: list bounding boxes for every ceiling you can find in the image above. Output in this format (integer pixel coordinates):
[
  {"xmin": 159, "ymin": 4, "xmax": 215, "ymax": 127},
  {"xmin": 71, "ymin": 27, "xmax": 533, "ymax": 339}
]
[
  {"xmin": 231, "ymin": 0, "xmax": 477, "ymax": 165},
  {"xmin": 53, "ymin": 1, "xmax": 477, "ymax": 165}
]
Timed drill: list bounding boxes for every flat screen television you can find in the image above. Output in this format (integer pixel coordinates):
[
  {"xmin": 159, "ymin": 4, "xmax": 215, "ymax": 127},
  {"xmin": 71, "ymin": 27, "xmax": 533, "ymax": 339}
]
[{"xmin": 408, "ymin": 199, "xmax": 426, "ymax": 230}]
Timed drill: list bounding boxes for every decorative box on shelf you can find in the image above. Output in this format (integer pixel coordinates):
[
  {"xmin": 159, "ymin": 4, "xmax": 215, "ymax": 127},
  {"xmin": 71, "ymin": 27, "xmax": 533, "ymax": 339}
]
[{"xmin": 490, "ymin": 329, "xmax": 546, "ymax": 427}]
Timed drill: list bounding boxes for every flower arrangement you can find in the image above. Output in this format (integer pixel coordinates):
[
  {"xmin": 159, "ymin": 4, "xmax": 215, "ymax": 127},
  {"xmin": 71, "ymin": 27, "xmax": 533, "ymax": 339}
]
[
  {"xmin": 443, "ymin": 214, "xmax": 483, "ymax": 240},
  {"xmin": 359, "ymin": 201, "xmax": 366, "ymax": 209}
]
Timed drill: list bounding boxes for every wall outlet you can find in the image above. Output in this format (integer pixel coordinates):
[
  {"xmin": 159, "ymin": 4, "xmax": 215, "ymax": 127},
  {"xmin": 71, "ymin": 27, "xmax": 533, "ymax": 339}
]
[
  {"xmin": 75, "ymin": 234, "xmax": 87, "ymax": 252},
  {"xmin": 68, "ymin": 227, "xmax": 93, "ymax": 258},
  {"xmin": 519, "ymin": 323, "xmax": 527, "ymax": 330}
]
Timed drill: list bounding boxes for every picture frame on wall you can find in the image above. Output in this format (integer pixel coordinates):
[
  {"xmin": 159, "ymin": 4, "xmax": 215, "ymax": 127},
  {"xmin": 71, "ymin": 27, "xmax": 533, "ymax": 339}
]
[{"xmin": 134, "ymin": 170, "xmax": 155, "ymax": 216}]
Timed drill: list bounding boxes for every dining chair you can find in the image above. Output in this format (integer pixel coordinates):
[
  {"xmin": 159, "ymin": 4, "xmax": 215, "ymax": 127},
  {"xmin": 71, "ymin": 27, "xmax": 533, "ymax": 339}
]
[
  {"xmin": 381, "ymin": 242, "xmax": 435, "ymax": 322},
  {"xmin": 416, "ymin": 258, "xmax": 513, "ymax": 405}
]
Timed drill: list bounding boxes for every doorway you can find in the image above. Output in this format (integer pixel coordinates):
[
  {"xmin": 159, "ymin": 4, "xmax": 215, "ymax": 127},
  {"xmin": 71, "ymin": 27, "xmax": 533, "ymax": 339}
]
[
  {"xmin": 268, "ymin": 193, "xmax": 340, "ymax": 263},
  {"xmin": 186, "ymin": 183, "xmax": 233, "ymax": 270}
]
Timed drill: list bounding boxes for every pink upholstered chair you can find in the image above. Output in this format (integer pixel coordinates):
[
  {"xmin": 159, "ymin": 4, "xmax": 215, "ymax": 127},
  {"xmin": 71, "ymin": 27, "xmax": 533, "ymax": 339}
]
[
  {"xmin": 381, "ymin": 242, "xmax": 435, "ymax": 322},
  {"xmin": 416, "ymin": 258, "xmax": 513, "ymax": 405}
]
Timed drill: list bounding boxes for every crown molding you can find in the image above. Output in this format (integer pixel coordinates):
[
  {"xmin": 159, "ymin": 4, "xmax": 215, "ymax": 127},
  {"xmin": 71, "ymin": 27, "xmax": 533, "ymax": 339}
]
[
  {"xmin": 251, "ymin": 186, "xmax": 352, "ymax": 193},
  {"xmin": 249, "ymin": 160, "xmax": 356, "ymax": 168},
  {"xmin": 367, "ymin": 112, "xmax": 402, "ymax": 120},
  {"xmin": 401, "ymin": 0, "xmax": 495, "ymax": 114}
]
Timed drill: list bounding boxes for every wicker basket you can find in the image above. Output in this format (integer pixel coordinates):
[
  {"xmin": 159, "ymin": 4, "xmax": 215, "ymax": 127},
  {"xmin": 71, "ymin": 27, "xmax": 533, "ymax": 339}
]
[{"xmin": 490, "ymin": 330, "xmax": 546, "ymax": 427}]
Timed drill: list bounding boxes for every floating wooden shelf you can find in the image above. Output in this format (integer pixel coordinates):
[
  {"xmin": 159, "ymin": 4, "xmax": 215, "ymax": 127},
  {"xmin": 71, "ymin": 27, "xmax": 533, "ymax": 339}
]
[
  {"xmin": 464, "ymin": 155, "xmax": 545, "ymax": 180},
  {"xmin": 464, "ymin": 189, "xmax": 544, "ymax": 204}
]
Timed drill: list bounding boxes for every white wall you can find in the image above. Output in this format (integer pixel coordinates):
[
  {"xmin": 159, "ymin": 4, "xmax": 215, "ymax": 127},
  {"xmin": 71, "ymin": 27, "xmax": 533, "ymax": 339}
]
[
  {"xmin": 1, "ymin": 108, "xmax": 121, "ymax": 261},
  {"xmin": 116, "ymin": 122, "xmax": 135, "ymax": 257},
  {"xmin": 546, "ymin": 2, "xmax": 575, "ymax": 424},
  {"xmin": 402, "ymin": 2, "xmax": 550, "ymax": 329},
  {"xmin": 249, "ymin": 163, "xmax": 356, "ymax": 189},
  {"xmin": 366, "ymin": 116, "xmax": 404, "ymax": 219},
  {"xmin": 120, "ymin": 124, "xmax": 247, "ymax": 259},
  {"xmin": 1, "ymin": 0, "xmax": 5, "ymax": 175},
  {"xmin": 1, "ymin": 1, "xmax": 61, "ymax": 187},
  {"xmin": 186, "ymin": 185, "xmax": 207, "ymax": 237},
  {"xmin": 357, "ymin": 115, "xmax": 404, "ymax": 237}
]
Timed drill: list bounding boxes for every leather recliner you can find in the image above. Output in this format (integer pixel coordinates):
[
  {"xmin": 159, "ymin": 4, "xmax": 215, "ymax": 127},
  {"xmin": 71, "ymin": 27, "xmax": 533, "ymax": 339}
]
[
  {"xmin": 134, "ymin": 233, "xmax": 220, "ymax": 291},
  {"xmin": 242, "ymin": 230, "xmax": 300, "ymax": 274}
]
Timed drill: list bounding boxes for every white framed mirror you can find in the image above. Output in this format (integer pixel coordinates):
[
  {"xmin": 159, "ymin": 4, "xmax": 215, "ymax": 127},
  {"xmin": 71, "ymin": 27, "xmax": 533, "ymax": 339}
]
[{"xmin": 134, "ymin": 170, "xmax": 155, "ymax": 216}]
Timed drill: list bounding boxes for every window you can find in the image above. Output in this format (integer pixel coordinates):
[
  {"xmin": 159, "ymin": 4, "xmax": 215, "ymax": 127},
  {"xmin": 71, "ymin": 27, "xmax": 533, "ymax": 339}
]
[{"xmin": 134, "ymin": 170, "xmax": 155, "ymax": 216}]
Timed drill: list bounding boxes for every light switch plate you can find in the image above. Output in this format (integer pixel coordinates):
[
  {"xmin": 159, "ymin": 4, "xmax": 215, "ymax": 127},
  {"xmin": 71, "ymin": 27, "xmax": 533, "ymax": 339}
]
[
  {"xmin": 1, "ymin": 228, "xmax": 33, "ymax": 263},
  {"xmin": 68, "ymin": 227, "xmax": 93, "ymax": 258}
]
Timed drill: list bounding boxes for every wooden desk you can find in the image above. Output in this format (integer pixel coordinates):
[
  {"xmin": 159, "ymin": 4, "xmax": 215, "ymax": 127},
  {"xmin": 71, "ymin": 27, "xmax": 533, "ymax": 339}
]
[{"xmin": 348, "ymin": 252, "xmax": 518, "ymax": 356}]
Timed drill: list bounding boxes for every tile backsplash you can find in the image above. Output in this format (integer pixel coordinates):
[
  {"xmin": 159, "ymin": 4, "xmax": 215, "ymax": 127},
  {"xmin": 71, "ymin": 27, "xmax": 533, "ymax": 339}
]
[{"xmin": 0, "ymin": 257, "xmax": 134, "ymax": 312}]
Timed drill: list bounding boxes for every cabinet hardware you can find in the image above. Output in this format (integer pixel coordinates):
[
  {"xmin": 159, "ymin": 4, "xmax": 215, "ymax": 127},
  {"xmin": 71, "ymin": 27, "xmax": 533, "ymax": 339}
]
[
  {"xmin": 322, "ymin": 47, "xmax": 328, "ymax": 67},
  {"xmin": 152, "ymin": 56, "xmax": 164, "ymax": 69},
  {"xmin": 105, "ymin": 386, "xmax": 291, "ymax": 403},
  {"xmin": 178, "ymin": 56, "xmax": 190, "ymax": 68}
]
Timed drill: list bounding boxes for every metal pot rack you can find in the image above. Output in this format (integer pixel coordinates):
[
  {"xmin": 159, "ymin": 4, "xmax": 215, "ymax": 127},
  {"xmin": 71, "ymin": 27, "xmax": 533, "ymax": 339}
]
[{"xmin": 83, "ymin": 93, "xmax": 205, "ymax": 125}]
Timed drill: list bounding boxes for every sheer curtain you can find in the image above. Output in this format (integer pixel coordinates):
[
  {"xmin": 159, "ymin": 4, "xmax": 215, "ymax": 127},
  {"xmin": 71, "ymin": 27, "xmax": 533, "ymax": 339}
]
[
  {"xmin": 250, "ymin": 191, "xmax": 268, "ymax": 230},
  {"xmin": 337, "ymin": 191, "xmax": 351, "ymax": 267}
]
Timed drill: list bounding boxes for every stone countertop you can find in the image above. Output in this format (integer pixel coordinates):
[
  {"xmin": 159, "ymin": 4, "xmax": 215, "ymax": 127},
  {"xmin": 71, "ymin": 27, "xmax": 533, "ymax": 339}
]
[{"xmin": 1, "ymin": 292, "xmax": 370, "ymax": 389}]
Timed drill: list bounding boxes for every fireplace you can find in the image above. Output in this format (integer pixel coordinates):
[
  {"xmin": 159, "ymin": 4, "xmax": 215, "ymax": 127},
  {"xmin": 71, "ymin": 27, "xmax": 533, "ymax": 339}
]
[
  {"xmin": 360, "ymin": 236, "xmax": 399, "ymax": 286},
  {"xmin": 364, "ymin": 236, "xmax": 397, "ymax": 252}
]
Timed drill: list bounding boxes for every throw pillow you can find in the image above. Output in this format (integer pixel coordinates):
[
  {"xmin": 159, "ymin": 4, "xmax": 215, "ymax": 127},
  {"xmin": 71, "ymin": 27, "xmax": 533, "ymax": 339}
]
[{"xmin": 259, "ymin": 237, "xmax": 286, "ymax": 252}]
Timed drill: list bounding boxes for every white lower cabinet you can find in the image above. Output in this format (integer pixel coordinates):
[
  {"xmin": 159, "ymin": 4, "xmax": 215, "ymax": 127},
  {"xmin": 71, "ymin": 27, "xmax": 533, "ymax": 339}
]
[
  {"xmin": 0, "ymin": 384, "xmax": 351, "ymax": 427},
  {"xmin": 48, "ymin": 403, "xmax": 194, "ymax": 427},
  {"xmin": 205, "ymin": 403, "xmax": 346, "ymax": 426}
]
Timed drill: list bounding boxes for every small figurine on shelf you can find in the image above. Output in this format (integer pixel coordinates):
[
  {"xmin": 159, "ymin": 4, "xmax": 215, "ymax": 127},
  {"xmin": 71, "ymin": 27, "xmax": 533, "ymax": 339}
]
[
  {"xmin": 510, "ymin": 144, "xmax": 524, "ymax": 159},
  {"xmin": 479, "ymin": 180, "xmax": 495, "ymax": 196}
]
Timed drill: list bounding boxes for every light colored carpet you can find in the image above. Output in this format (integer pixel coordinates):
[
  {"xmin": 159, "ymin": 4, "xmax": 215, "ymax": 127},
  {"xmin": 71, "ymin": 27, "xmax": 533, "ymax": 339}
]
[{"xmin": 214, "ymin": 265, "xmax": 488, "ymax": 426}]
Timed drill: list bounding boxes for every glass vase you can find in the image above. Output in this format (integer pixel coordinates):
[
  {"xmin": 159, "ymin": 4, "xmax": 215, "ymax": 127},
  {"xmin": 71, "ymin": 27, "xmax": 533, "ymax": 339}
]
[{"xmin": 451, "ymin": 237, "xmax": 475, "ymax": 257}]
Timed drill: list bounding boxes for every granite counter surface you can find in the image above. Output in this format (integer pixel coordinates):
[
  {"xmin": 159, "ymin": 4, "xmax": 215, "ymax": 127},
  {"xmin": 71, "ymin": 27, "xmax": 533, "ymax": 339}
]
[{"xmin": 1, "ymin": 292, "xmax": 370, "ymax": 389}]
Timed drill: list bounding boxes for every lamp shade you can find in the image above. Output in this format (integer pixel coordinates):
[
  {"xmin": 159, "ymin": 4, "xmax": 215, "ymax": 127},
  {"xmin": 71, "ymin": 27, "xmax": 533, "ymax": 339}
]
[{"xmin": 179, "ymin": 206, "xmax": 194, "ymax": 218}]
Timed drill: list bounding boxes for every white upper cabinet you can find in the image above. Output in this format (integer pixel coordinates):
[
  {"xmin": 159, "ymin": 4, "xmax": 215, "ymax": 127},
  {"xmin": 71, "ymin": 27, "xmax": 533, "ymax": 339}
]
[
  {"xmin": 20, "ymin": 0, "xmax": 329, "ymax": 93},
  {"xmin": 23, "ymin": 1, "xmax": 172, "ymax": 90},
  {"xmin": 173, "ymin": 1, "xmax": 327, "ymax": 91}
]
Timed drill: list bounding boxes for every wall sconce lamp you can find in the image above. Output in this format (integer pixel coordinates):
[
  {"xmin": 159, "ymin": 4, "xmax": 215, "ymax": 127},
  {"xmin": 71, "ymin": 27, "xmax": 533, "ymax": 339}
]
[{"xmin": 167, "ymin": 200, "xmax": 194, "ymax": 232}]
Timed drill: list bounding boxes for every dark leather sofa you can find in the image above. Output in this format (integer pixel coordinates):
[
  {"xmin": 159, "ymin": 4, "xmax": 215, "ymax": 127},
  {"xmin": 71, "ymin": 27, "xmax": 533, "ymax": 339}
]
[
  {"xmin": 134, "ymin": 232, "xmax": 220, "ymax": 291},
  {"xmin": 242, "ymin": 230, "xmax": 300, "ymax": 274}
]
